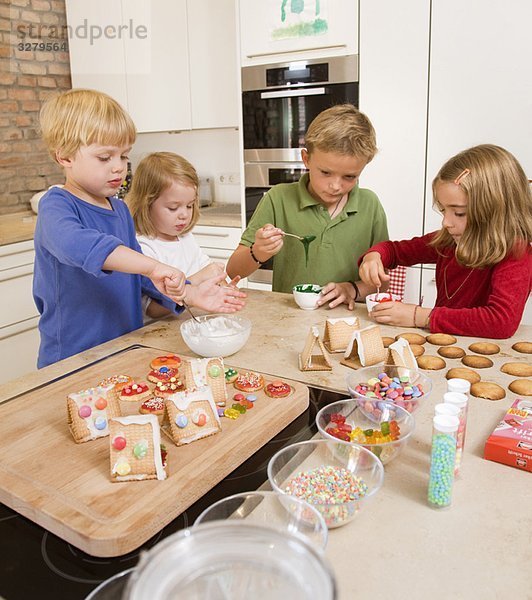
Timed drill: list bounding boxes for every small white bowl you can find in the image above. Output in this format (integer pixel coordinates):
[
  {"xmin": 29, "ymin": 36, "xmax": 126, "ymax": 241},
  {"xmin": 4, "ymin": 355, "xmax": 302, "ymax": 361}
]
[
  {"xmin": 292, "ymin": 284, "xmax": 322, "ymax": 310},
  {"xmin": 180, "ymin": 314, "xmax": 251, "ymax": 358},
  {"xmin": 366, "ymin": 292, "xmax": 402, "ymax": 314}
]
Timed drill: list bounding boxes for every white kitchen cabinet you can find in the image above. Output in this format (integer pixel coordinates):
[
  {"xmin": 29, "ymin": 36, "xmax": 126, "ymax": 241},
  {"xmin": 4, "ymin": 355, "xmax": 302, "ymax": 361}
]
[
  {"xmin": 66, "ymin": 0, "xmax": 238, "ymax": 133},
  {"xmin": 424, "ymin": 0, "xmax": 532, "ymax": 232},
  {"xmin": 0, "ymin": 241, "xmax": 40, "ymax": 384},
  {"xmin": 238, "ymin": 0, "xmax": 358, "ymax": 66},
  {"xmin": 194, "ymin": 225, "xmax": 242, "ymax": 266}
]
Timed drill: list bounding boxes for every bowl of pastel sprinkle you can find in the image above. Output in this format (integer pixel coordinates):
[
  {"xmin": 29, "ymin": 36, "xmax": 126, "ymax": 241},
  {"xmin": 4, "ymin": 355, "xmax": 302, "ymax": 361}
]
[{"xmin": 268, "ymin": 439, "xmax": 384, "ymax": 528}]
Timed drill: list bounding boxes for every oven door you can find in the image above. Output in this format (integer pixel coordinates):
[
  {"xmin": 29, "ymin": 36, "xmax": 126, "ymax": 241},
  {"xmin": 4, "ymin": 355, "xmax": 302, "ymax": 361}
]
[{"xmin": 242, "ymin": 82, "xmax": 358, "ymax": 162}]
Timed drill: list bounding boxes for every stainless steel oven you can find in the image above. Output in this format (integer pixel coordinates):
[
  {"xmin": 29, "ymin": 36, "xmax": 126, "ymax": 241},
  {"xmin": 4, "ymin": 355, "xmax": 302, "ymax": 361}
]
[{"xmin": 242, "ymin": 55, "xmax": 359, "ymax": 284}]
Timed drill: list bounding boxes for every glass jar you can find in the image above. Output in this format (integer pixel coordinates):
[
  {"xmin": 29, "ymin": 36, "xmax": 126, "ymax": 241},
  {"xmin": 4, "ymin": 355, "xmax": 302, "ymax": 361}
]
[{"xmin": 428, "ymin": 414, "xmax": 459, "ymax": 509}]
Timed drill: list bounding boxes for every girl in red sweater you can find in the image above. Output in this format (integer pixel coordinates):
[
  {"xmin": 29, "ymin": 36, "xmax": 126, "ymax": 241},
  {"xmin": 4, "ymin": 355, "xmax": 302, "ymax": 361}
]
[{"xmin": 359, "ymin": 144, "xmax": 532, "ymax": 338}]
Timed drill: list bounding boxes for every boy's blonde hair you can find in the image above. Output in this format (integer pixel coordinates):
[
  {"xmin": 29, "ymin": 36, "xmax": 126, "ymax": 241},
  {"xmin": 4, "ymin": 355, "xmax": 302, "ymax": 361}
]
[
  {"xmin": 431, "ymin": 144, "xmax": 532, "ymax": 268},
  {"xmin": 40, "ymin": 88, "xmax": 136, "ymax": 161},
  {"xmin": 304, "ymin": 104, "xmax": 377, "ymax": 162},
  {"xmin": 127, "ymin": 152, "xmax": 200, "ymax": 238}
]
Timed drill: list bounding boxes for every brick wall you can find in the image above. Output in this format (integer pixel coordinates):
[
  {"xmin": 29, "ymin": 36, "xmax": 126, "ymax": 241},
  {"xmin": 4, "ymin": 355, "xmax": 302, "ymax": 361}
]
[{"xmin": 1, "ymin": 0, "xmax": 71, "ymax": 216}]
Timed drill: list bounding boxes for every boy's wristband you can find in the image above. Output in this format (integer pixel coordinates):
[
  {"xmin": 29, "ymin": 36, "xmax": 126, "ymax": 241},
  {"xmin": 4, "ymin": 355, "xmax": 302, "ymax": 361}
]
[
  {"xmin": 249, "ymin": 243, "xmax": 264, "ymax": 265},
  {"xmin": 349, "ymin": 281, "xmax": 360, "ymax": 301}
]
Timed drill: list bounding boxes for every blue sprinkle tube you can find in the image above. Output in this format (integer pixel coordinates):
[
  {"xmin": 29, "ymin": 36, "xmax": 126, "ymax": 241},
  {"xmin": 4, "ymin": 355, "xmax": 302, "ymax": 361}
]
[{"xmin": 428, "ymin": 415, "xmax": 459, "ymax": 509}]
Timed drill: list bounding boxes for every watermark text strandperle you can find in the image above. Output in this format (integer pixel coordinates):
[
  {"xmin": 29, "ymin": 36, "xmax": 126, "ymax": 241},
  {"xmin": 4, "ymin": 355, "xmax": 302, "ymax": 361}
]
[{"xmin": 16, "ymin": 19, "xmax": 148, "ymax": 46}]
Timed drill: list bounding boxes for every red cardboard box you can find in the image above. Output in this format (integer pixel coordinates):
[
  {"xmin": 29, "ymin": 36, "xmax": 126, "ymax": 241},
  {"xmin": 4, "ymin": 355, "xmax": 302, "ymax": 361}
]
[{"xmin": 484, "ymin": 398, "xmax": 532, "ymax": 472}]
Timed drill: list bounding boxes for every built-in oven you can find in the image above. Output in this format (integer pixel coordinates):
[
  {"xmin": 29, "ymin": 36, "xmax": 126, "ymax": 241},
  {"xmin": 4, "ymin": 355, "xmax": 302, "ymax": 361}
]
[{"xmin": 242, "ymin": 54, "xmax": 359, "ymax": 284}]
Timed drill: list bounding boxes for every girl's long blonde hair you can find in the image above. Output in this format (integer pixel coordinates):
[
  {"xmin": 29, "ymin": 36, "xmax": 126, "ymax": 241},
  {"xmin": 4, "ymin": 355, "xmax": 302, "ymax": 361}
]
[
  {"xmin": 430, "ymin": 144, "xmax": 532, "ymax": 268},
  {"xmin": 127, "ymin": 152, "xmax": 200, "ymax": 238}
]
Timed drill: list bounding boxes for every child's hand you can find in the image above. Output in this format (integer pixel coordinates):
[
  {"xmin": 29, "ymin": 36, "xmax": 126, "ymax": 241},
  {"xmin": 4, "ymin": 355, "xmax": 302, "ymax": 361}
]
[
  {"xmin": 187, "ymin": 262, "xmax": 226, "ymax": 285},
  {"xmin": 318, "ymin": 282, "xmax": 357, "ymax": 310},
  {"xmin": 185, "ymin": 272, "xmax": 247, "ymax": 313},
  {"xmin": 253, "ymin": 224, "xmax": 284, "ymax": 258},
  {"xmin": 369, "ymin": 301, "xmax": 416, "ymax": 327},
  {"xmin": 147, "ymin": 263, "xmax": 186, "ymax": 299},
  {"xmin": 359, "ymin": 252, "xmax": 390, "ymax": 288}
]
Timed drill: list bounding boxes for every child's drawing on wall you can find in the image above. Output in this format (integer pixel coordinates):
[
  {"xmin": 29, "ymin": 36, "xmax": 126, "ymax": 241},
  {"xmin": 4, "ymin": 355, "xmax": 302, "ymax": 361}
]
[{"xmin": 272, "ymin": 0, "xmax": 328, "ymax": 40}]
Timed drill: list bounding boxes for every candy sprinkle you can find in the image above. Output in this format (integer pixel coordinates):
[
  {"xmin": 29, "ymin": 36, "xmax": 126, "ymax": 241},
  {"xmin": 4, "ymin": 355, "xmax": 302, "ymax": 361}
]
[{"xmin": 284, "ymin": 466, "xmax": 368, "ymax": 527}]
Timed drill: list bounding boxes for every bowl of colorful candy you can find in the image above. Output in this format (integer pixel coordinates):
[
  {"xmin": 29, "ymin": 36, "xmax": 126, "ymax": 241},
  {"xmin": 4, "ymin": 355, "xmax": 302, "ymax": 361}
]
[
  {"xmin": 316, "ymin": 399, "xmax": 416, "ymax": 465},
  {"xmin": 346, "ymin": 365, "xmax": 432, "ymax": 417},
  {"xmin": 267, "ymin": 439, "xmax": 384, "ymax": 529}
]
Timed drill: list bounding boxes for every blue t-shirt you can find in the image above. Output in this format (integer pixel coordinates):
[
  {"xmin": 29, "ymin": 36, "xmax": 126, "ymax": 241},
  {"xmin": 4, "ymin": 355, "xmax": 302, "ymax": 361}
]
[{"xmin": 33, "ymin": 188, "xmax": 179, "ymax": 368}]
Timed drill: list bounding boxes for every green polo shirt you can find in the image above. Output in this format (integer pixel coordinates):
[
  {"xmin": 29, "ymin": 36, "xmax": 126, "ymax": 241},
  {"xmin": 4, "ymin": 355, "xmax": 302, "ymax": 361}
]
[{"xmin": 241, "ymin": 173, "xmax": 389, "ymax": 292}]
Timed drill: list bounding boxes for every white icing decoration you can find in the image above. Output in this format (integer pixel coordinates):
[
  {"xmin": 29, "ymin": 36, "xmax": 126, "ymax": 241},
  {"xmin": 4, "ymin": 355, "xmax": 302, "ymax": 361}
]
[
  {"xmin": 68, "ymin": 383, "xmax": 114, "ymax": 439},
  {"xmin": 326, "ymin": 317, "xmax": 358, "ymax": 326},
  {"xmin": 164, "ymin": 385, "xmax": 220, "ymax": 444}
]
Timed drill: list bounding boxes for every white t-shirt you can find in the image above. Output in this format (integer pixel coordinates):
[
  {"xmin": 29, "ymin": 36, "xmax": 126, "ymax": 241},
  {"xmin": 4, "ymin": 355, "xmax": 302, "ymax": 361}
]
[
  {"xmin": 137, "ymin": 233, "xmax": 211, "ymax": 320},
  {"xmin": 137, "ymin": 233, "xmax": 211, "ymax": 276}
]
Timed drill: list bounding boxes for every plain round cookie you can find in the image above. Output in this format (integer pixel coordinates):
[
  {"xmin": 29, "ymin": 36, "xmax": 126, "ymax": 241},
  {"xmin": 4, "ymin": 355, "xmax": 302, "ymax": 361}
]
[
  {"xmin": 396, "ymin": 332, "xmax": 426, "ymax": 345},
  {"xmin": 508, "ymin": 379, "xmax": 532, "ymax": 396},
  {"xmin": 470, "ymin": 382, "xmax": 506, "ymax": 401},
  {"xmin": 512, "ymin": 341, "xmax": 532, "ymax": 354},
  {"xmin": 426, "ymin": 333, "xmax": 457, "ymax": 346},
  {"xmin": 461, "ymin": 355, "xmax": 494, "ymax": 369},
  {"xmin": 468, "ymin": 342, "xmax": 500, "ymax": 355},
  {"xmin": 410, "ymin": 344, "xmax": 425, "ymax": 357},
  {"xmin": 438, "ymin": 346, "xmax": 466, "ymax": 359},
  {"xmin": 416, "ymin": 355, "xmax": 446, "ymax": 370},
  {"xmin": 500, "ymin": 362, "xmax": 532, "ymax": 378},
  {"xmin": 382, "ymin": 337, "xmax": 395, "ymax": 348},
  {"xmin": 446, "ymin": 367, "xmax": 481, "ymax": 384}
]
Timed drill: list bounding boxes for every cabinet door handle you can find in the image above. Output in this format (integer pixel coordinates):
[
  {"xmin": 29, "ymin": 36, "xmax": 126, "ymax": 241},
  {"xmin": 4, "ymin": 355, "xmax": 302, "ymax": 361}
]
[
  {"xmin": 260, "ymin": 87, "xmax": 326, "ymax": 100},
  {"xmin": 247, "ymin": 43, "xmax": 346, "ymax": 59}
]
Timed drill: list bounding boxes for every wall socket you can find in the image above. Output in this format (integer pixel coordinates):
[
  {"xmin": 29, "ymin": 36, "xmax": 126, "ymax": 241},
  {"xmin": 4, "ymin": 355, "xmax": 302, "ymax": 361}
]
[{"xmin": 218, "ymin": 172, "xmax": 240, "ymax": 185}]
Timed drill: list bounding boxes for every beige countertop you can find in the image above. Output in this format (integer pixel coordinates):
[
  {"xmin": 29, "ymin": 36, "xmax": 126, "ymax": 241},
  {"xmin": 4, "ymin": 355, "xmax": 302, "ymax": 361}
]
[
  {"xmin": 0, "ymin": 211, "xmax": 37, "ymax": 245},
  {"xmin": 1, "ymin": 289, "xmax": 530, "ymax": 599},
  {"xmin": 197, "ymin": 202, "xmax": 242, "ymax": 228}
]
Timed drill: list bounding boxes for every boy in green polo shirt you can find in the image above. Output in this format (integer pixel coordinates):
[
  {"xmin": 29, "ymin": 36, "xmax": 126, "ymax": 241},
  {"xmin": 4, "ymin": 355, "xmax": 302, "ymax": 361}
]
[{"xmin": 226, "ymin": 104, "xmax": 389, "ymax": 309}]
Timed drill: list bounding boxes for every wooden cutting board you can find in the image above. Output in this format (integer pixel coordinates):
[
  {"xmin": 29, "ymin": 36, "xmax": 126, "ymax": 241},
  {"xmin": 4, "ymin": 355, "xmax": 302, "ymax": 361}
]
[{"xmin": 0, "ymin": 346, "xmax": 309, "ymax": 557}]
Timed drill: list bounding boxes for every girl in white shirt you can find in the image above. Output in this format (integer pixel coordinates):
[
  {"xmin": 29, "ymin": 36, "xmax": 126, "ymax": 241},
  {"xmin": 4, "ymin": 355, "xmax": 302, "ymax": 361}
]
[{"xmin": 127, "ymin": 152, "xmax": 234, "ymax": 318}]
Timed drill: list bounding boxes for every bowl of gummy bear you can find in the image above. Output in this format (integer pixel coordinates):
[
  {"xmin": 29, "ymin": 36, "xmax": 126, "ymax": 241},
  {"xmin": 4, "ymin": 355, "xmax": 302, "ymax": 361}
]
[
  {"xmin": 346, "ymin": 365, "xmax": 432, "ymax": 416},
  {"xmin": 316, "ymin": 399, "xmax": 416, "ymax": 465}
]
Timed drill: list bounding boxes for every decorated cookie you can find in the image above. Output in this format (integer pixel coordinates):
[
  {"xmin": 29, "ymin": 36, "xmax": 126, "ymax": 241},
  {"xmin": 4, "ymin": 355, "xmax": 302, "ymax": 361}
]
[
  {"xmin": 265, "ymin": 380, "xmax": 293, "ymax": 398},
  {"xmin": 512, "ymin": 341, "xmax": 532, "ymax": 354},
  {"xmin": 155, "ymin": 378, "xmax": 185, "ymax": 398},
  {"xmin": 438, "ymin": 346, "xmax": 466, "ymax": 359},
  {"xmin": 508, "ymin": 379, "xmax": 532, "ymax": 396},
  {"xmin": 462, "ymin": 355, "xmax": 494, "ymax": 369},
  {"xmin": 120, "ymin": 381, "xmax": 152, "ymax": 402},
  {"xmin": 500, "ymin": 362, "xmax": 532, "ymax": 378},
  {"xmin": 470, "ymin": 382, "xmax": 506, "ymax": 401},
  {"xmin": 150, "ymin": 354, "xmax": 182, "ymax": 370},
  {"xmin": 446, "ymin": 367, "xmax": 481, "ymax": 384},
  {"xmin": 139, "ymin": 396, "xmax": 166, "ymax": 416},
  {"xmin": 234, "ymin": 371, "xmax": 265, "ymax": 392},
  {"xmin": 224, "ymin": 367, "xmax": 239, "ymax": 384},
  {"xmin": 99, "ymin": 374, "xmax": 133, "ymax": 393},
  {"xmin": 468, "ymin": 342, "xmax": 500, "ymax": 355},
  {"xmin": 426, "ymin": 333, "xmax": 457, "ymax": 346},
  {"xmin": 147, "ymin": 366, "xmax": 179, "ymax": 383},
  {"xmin": 416, "ymin": 355, "xmax": 446, "ymax": 370},
  {"xmin": 395, "ymin": 332, "xmax": 426, "ymax": 345}
]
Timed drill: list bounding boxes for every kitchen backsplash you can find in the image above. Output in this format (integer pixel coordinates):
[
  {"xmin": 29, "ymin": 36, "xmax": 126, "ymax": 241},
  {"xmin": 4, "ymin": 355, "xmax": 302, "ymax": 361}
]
[{"xmin": 130, "ymin": 128, "xmax": 242, "ymax": 206}]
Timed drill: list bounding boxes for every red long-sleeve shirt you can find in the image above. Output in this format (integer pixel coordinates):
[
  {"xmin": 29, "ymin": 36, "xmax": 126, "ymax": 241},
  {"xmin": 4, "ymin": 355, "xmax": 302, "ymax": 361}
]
[{"xmin": 365, "ymin": 232, "xmax": 532, "ymax": 338}]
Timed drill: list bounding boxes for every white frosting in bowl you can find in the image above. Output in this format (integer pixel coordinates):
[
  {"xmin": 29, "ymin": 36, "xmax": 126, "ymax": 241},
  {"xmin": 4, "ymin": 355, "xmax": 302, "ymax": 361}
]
[{"xmin": 180, "ymin": 315, "xmax": 251, "ymax": 357}]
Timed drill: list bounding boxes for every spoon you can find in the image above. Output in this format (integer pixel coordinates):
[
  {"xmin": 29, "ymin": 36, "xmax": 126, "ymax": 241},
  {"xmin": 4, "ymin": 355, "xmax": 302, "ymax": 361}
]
[
  {"xmin": 281, "ymin": 231, "xmax": 305, "ymax": 240},
  {"xmin": 182, "ymin": 300, "xmax": 200, "ymax": 323}
]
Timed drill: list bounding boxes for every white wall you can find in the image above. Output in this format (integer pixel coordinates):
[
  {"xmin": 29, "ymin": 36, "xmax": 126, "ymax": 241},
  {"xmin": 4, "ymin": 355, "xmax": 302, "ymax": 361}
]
[{"xmin": 130, "ymin": 128, "xmax": 242, "ymax": 205}]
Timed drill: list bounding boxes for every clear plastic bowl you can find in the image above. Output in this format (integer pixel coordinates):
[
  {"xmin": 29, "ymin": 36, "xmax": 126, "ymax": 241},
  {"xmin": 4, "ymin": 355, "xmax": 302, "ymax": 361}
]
[
  {"xmin": 346, "ymin": 364, "xmax": 432, "ymax": 415},
  {"xmin": 268, "ymin": 439, "xmax": 384, "ymax": 529},
  {"xmin": 316, "ymin": 399, "xmax": 416, "ymax": 465},
  {"xmin": 194, "ymin": 490, "xmax": 328, "ymax": 550},
  {"xmin": 124, "ymin": 522, "xmax": 336, "ymax": 600},
  {"xmin": 180, "ymin": 314, "xmax": 251, "ymax": 358}
]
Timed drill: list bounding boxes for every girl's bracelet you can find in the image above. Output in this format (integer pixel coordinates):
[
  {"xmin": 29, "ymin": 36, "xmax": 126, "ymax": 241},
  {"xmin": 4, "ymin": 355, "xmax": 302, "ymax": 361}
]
[{"xmin": 249, "ymin": 243, "xmax": 264, "ymax": 266}]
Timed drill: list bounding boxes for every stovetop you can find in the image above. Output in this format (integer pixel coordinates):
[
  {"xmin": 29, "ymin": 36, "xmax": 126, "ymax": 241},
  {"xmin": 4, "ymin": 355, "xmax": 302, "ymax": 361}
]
[{"xmin": 0, "ymin": 386, "xmax": 345, "ymax": 600}]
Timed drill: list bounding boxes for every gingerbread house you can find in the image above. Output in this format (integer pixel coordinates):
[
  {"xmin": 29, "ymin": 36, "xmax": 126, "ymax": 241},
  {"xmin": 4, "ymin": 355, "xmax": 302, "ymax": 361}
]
[
  {"xmin": 67, "ymin": 383, "xmax": 122, "ymax": 443},
  {"xmin": 323, "ymin": 316, "xmax": 360, "ymax": 353},
  {"xmin": 341, "ymin": 324, "xmax": 386, "ymax": 370},
  {"xmin": 109, "ymin": 414, "xmax": 167, "ymax": 482},
  {"xmin": 386, "ymin": 337, "xmax": 418, "ymax": 374},
  {"xmin": 163, "ymin": 385, "xmax": 221, "ymax": 446},
  {"xmin": 181, "ymin": 357, "xmax": 228, "ymax": 407}
]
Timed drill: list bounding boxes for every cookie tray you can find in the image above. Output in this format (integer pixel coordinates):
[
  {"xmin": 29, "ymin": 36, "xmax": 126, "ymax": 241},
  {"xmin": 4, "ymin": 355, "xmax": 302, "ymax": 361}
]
[{"xmin": 0, "ymin": 346, "xmax": 309, "ymax": 557}]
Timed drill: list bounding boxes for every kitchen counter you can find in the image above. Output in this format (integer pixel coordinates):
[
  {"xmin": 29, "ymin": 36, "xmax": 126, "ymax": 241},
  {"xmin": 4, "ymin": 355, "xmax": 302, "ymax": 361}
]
[
  {"xmin": 0, "ymin": 289, "xmax": 530, "ymax": 599},
  {"xmin": 197, "ymin": 202, "xmax": 242, "ymax": 227},
  {"xmin": 0, "ymin": 210, "xmax": 37, "ymax": 246}
]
